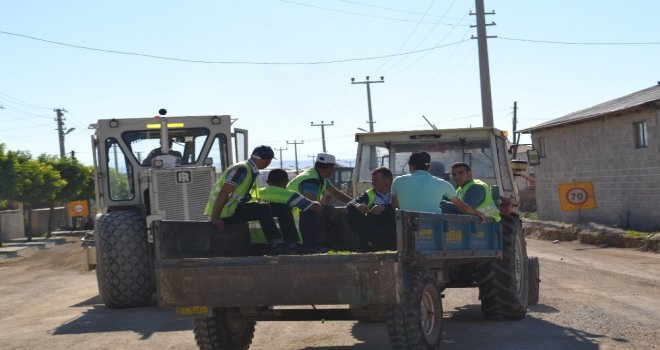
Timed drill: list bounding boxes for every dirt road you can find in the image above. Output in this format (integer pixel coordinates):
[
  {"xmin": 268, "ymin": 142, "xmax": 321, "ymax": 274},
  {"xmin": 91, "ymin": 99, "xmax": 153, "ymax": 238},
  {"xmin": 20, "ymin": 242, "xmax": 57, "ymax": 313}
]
[{"xmin": 0, "ymin": 236, "xmax": 658, "ymax": 350}]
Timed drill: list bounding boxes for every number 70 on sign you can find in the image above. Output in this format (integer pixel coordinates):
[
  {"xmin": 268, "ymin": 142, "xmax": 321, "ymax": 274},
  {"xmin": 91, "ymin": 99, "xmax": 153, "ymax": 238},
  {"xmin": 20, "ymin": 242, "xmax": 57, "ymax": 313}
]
[{"xmin": 558, "ymin": 181, "xmax": 597, "ymax": 211}]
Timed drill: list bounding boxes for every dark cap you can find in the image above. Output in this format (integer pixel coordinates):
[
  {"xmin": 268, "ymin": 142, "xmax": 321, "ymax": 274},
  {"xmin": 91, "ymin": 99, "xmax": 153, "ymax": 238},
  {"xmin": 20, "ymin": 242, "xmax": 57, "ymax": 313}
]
[
  {"xmin": 251, "ymin": 145, "xmax": 276, "ymax": 160},
  {"xmin": 409, "ymin": 151, "xmax": 431, "ymax": 168}
]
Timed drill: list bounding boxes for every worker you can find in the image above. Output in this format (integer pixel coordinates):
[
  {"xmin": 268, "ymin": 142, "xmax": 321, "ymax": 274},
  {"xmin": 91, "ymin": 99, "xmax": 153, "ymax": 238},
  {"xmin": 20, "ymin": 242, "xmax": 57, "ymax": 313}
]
[
  {"xmin": 257, "ymin": 169, "xmax": 323, "ymax": 250},
  {"xmin": 346, "ymin": 166, "xmax": 396, "ymax": 251},
  {"xmin": 142, "ymin": 137, "xmax": 182, "ymax": 166},
  {"xmin": 391, "ymin": 151, "xmax": 486, "ymax": 222},
  {"xmin": 287, "ymin": 152, "xmax": 352, "ymax": 251},
  {"xmin": 441, "ymin": 162, "xmax": 501, "ymax": 222},
  {"xmin": 204, "ymin": 145, "xmax": 287, "ymax": 252}
]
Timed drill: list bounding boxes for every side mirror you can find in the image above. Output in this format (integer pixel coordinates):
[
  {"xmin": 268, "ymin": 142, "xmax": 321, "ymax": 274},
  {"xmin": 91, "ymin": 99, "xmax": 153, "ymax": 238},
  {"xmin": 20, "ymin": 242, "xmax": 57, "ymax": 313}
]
[{"xmin": 527, "ymin": 149, "xmax": 541, "ymax": 166}]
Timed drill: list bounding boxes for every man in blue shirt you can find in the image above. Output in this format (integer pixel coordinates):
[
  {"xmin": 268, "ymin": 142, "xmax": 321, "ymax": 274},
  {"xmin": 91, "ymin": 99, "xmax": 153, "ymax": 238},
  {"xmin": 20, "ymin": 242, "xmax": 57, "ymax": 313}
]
[{"xmin": 391, "ymin": 151, "xmax": 486, "ymax": 222}]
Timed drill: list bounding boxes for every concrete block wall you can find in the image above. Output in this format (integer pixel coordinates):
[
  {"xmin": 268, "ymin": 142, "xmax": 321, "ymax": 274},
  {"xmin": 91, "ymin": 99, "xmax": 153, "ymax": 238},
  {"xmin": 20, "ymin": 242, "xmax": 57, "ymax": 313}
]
[
  {"xmin": 0, "ymin": 210, "xmax": 25, "ymax": 241},
  {"xmin": 532, "ymin": 106, "xmax": 660, "ymax": 231}
]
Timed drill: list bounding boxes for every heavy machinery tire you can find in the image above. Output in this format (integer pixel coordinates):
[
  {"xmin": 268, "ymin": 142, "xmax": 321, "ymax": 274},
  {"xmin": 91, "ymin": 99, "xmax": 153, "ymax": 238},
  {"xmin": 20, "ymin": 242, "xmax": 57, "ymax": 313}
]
[
  {"xmin": 386, "ymin": 269, "xmax": 442, "ymax": 350},
  {"xmin": 96, "ymin": 210, "xmax": 153, "ymax": 308},
  {"xmin": 194, "ymin": 307, "xmax": 256, "ymax": 350},
  {"xmin": 477, "ymin": 214, "xmax": 529, "ymax": 320},
  {"xmin": 527, "ymin": 256, "xmax": 540, "ymax": 306}
]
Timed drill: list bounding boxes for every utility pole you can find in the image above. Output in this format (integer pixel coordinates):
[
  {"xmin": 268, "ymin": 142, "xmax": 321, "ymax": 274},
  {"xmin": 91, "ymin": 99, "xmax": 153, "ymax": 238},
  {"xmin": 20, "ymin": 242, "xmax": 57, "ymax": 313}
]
[
  {"xmin": 512, "ymin": 101, "xmax": 519, "ymax": 157},
  {"xmin": 54, "ymin": 108, "xmax": 68, "ymax": 158},
  {"xmin": 273, "ymin": 147, "xmax": 287, "ymax": 168},
  {"xmin": 310, "ymin": 121, "xmax": 333, "ymax": 152},
  {"xmin": 470, "ymin": 0, "xmax": 496, "ymax": 127},
  {"xmin": 307, "ymin": 154, "xmax": 316, "ymax": 163},
  {"xmin": 351, "ymin": 76, "xmax": 384, "ymax": 132},
  {"xmin": 286, "ymin": 140, "xmax": 304, "ymax": 174}
]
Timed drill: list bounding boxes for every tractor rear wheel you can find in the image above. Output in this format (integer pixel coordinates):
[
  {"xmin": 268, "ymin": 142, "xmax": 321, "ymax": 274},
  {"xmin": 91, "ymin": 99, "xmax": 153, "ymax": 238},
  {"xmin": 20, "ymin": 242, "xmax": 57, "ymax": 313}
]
[
  {"xmin": 194, "ymin": 307, "xmax": 256, "ymax": 350},
  {"xmin": 528, "ymin": 256, "xmax": 540, "ymax": 306},
  {"xmin": 477, "ymin": 214, "xmax": 529, "ymax": 320},
  {"xmin": 387, "ymin": 269, "xmax": 442, "ymax": 350},
  {"xmin": 96, "ymin": 210, "xmax": 153, "ymax": 308}
]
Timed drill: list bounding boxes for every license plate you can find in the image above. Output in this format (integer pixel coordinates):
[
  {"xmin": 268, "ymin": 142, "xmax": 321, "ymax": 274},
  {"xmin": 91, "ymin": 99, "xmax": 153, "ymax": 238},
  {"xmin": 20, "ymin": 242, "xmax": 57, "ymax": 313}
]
[
  {"xmin": 175, "ymin": 306, "xmax": 210, "ymax": 319},
  {"xmin": 447, "ymin": 230, "xmax": 462, "ymax": 241}
]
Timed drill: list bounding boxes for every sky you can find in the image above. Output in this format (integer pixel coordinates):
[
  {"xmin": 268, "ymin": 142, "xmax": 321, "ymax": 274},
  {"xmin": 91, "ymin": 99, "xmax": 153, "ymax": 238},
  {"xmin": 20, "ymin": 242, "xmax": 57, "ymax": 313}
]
[{"xmin": 1, "ymin": 0, "xmax": 659, "ymax": 169}]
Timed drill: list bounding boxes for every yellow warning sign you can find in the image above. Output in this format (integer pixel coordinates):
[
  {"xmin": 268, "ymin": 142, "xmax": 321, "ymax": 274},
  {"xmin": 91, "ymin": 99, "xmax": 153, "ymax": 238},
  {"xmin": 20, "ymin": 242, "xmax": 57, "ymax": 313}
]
[
  {"xmin": 68, "ymin": 200, "xmax": 90, "ymax": 218},
  {"xmin": 558, "ymin": 182, "xmax": 597, "ymax": 211}
]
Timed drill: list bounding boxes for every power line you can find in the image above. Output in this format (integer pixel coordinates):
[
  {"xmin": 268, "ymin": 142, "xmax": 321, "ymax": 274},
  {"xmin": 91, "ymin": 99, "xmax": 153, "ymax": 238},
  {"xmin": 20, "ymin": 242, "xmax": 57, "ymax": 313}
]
[
  {"xmin": 0, "ymin": 30, "xmax": 470, "ymax": 65},
  {"xmin": 335, "ymin": 0, "xmax": 468, "ymax": 21},
  {"xmin": 278, "ymin": 0, "xmax": 469, "ymax": 26},
  {"xmin": 0, "ymin": 91, "xmax": 52, "ymax": 110},
  {"xmin": 499, "ymin": 36, "xmax": 660, "ymax": 45}
]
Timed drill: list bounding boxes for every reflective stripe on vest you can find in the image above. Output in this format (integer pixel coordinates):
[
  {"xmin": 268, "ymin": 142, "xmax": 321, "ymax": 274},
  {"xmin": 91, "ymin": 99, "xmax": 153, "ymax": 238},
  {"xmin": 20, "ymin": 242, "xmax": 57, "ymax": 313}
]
[
  {"xmin": 456, "ymin": 179, "xmax": 501, "ymax": 222},
  {"xmin": 203, "ymin": 161, "xmax": 256, "ymax": 218},
  {"xmin": 286, "ymin": 167, "xmax": 327, "ymax": 201},
  {"xmin": 366, "ymin": 189, "xmax": 376, "ymax": 207}
]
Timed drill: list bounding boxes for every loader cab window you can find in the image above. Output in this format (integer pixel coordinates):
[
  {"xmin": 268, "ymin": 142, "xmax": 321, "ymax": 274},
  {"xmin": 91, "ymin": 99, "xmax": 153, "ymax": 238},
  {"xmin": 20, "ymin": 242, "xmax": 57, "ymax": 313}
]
[
  {"xmin": 209, "ymin": 134, "xmax": 230, "ymax": 173},
  {"xmin": 105, "ymin": 138, "xmax": 135, "ymax": 201},
  {"xmin": 123, "ymin": 128, "xmax": 210, "ymax": 166}
]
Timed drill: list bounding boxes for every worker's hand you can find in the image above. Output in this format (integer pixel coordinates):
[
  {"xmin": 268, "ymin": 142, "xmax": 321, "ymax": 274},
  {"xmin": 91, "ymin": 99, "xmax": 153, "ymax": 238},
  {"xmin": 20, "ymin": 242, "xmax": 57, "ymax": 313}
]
[
  {"xmin": 369, "ymin": 205, "xmax": 385, "ymax": 215},
  {"xmin": 476, "ymin": 212, "xmax": 487, "ymax": 224},
  {"xmin": 211, "ymin": 217, "xmax": 225, "ymax": 231},
  {"xmin": 355, "ymin": 203, "xmax": 369, "ymax": 215}
]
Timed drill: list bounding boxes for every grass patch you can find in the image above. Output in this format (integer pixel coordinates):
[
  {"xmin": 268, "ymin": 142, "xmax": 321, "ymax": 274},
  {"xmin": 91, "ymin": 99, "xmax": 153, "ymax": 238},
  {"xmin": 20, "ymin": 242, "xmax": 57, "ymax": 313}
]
[
  {"xmin": 520, "ymin": 212, "xmax": 539, "ymax": 220},
  {"xmin": 624, "ymin": 230, "xmax": 650, "ymax": 238}
]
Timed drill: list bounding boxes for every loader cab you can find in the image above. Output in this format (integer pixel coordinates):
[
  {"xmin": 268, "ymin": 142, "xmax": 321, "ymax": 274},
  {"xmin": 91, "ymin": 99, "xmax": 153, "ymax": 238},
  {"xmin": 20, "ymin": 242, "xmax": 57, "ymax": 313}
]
[{"xmin": 90, "ymin": 115, "xmax": 247, "ymax": 212}]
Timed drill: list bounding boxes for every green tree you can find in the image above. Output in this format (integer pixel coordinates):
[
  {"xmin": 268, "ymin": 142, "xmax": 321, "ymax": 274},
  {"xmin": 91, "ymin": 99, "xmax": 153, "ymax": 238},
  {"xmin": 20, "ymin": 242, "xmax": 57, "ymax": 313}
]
[
  {"xmin": 38, "ymin": 155, "xmax": 95, "ymax": 233},
  {"xmin": 15, "ymin": 157, "xmax": 67, "ymax": 240},
  {"xmin": 0, "ymin": 144, "xmax": 21, "ymax": 209}
]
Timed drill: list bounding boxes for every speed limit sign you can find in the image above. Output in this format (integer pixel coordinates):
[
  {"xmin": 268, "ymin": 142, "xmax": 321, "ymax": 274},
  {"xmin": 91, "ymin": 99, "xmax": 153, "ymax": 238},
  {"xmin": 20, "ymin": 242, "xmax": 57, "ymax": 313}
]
[{"xmin": 559, "ymin": 182, "xmax": 597, "ymax": 211}]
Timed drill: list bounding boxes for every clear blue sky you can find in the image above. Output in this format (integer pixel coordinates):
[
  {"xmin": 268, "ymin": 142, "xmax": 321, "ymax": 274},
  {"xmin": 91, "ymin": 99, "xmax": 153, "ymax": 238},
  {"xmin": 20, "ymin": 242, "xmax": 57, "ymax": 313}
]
[{"xmin": 1, "ymin": 0, "xmax": 659, "ymax": 168}]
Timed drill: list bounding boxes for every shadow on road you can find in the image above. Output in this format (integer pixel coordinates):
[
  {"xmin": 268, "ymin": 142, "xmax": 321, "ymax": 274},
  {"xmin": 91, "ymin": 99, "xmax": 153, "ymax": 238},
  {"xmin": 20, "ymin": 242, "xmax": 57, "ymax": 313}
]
[
  {"xmin": 53, "ymin": 297, "xmax": 193, "ymax": 340},
  {"xmin": 298, "ymin": 304, "xmax": 621, "ymax": 350}
]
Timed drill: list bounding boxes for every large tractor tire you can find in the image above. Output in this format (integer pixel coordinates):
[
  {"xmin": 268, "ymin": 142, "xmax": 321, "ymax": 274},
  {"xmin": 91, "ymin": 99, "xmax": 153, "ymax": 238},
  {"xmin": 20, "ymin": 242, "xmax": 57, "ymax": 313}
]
[
  {"xmin": 387, "ymin": 269, "xmax": 442, "ymax": 350},
  {"xmin": 477, "ymin": 214, "xmax": 529, "ymax": 320},
  {"xmin": 96, "ymin": 210, "xmax": 154, "ymax": 308},
  {"xmin": 194, "ymin": 307, "xmax": 256, "ymax": 350},
  {"xmin": 527, "ymin": 256, "xmax": 541, "ymax": 306}
]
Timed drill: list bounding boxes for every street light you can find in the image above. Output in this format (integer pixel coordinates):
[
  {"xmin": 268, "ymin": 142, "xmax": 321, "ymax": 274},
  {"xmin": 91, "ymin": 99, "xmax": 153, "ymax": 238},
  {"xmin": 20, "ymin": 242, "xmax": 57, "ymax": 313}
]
[
  {"xmin": 65, "ymin": 128, "xmax": 76, "ymax": 135},
  {"xmin": 357, "ymin": 127, "xmax": 368, "ymax": 132}
]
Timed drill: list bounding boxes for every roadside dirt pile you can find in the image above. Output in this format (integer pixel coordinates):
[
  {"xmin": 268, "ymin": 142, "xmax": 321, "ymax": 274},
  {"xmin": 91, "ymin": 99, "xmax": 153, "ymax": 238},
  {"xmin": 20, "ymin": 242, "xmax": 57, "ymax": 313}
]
[{"xmin": 523, "ymin": 219, "xmax": 658, "ymax": 252}]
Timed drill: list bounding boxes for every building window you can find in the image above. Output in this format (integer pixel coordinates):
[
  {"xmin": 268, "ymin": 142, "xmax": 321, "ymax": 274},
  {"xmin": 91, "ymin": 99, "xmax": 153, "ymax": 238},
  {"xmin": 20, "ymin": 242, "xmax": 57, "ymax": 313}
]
[
  {"xmin": 537, "ymin": 137, "xmax": 547, "ymax": 158},
  {"xmin": 634, "ymin": 121, "xmax": 648, "ymax": 148}
]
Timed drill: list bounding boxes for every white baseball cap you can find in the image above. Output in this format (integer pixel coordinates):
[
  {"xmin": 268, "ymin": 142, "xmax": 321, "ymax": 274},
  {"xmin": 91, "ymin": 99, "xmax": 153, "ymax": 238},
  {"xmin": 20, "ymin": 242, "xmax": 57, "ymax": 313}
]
[{"xmin": 315, "ymin": 153, "xmax": 336, "ymax": 164}]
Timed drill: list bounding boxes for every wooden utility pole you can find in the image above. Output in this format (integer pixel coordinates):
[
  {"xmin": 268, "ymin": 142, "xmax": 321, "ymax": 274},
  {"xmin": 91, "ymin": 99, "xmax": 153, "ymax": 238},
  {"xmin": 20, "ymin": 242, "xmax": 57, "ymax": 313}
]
[
  {"xmin": 286, "ymin": 140, "xmax": 304, "ymax": 173},
  {"xmin": 351, "ymin": 76, "xmax": 384, "ymax": 132},
  {"xmin": 470, "ymin": 0, "xmax": 496, "ymax": 127},
  {"xmin": 273, "ymin": 147, "xmax": 287, "ymax": 168},
  {"xmin": 54, "ymin": 108, "xmax": 68, "ymax": 158},
  {"xmin": 310, "ymin": 121, "xmax": 333, "ymax": 152}
]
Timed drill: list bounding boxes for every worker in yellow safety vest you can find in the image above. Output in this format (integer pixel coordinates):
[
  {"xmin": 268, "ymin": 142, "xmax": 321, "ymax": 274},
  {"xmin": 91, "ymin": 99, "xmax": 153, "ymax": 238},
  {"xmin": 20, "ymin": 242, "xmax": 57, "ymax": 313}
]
[
  {"xmin": 346, "ymin": 166, "xmax": 396, "ymax": 251},
  {"xmin": 441, "ymin": 162, "xmax": 501, "ymax": 222},
  {"xmin": 204, "ymin": 145, "xmax": 289, "ymax": 251},
  {"xmin": 287, "ymin": 153, "xmax": 352, "ymax": 250},
  {"xmin": 255, "ymin": 169, "xmax": 323, "ymax": 248}
]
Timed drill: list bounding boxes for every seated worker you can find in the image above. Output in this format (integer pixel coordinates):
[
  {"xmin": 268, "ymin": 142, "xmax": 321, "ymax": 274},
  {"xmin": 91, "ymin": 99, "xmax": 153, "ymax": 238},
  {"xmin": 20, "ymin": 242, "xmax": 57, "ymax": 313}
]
[
  {"xmin": 391, "ymin": 151, "xmax": 486, "ymax": 222},
  {"xmin": 258, "ymin": 169, "xmax": 323, "ymax": 249},
  {"xmin": 441, "ymin": 162, "xmax": 501, "ymax": 222},
  {"xmin": 142, "ymin": 138, "xmax": 183, "ymax": 166},
  {"xmin": 204, "ymin": 145, "xmax": 289, "ymax": 253},
  {"xmin": 346, "ymin": 166, "xmax": 396, "ymax": 251},
  {"xmin": 287, "ymin": 152, "xmax": 353, "ymax": 251}
]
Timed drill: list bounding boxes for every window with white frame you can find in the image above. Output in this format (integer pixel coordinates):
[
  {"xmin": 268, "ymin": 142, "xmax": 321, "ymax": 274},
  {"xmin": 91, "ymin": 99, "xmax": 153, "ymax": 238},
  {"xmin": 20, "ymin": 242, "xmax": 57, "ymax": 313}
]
[{"xmin": 633, "ymin": 121, "xmax": 648, "ymax": 148}]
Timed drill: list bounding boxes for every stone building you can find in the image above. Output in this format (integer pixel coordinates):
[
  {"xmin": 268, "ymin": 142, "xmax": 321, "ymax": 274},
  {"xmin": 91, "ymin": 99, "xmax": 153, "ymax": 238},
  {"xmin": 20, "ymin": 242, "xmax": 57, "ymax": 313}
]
[{"xmin": 520, "ymin": 83, "xmax": 660, "ymax": 231}]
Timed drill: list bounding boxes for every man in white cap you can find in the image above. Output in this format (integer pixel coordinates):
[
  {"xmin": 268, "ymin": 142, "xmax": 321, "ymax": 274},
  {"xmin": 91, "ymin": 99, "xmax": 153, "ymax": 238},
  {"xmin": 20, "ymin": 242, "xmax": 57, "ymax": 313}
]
[{"xmin": 287, "ymin": 152, "xmax": 352, "ymax": 251}]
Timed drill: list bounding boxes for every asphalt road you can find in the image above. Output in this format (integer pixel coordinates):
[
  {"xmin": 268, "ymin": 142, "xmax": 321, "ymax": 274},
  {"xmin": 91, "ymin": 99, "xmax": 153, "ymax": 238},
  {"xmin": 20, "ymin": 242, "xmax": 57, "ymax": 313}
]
[{"xmin": 0, "ymin": 236, "xmax": 658, "ymax": 350}]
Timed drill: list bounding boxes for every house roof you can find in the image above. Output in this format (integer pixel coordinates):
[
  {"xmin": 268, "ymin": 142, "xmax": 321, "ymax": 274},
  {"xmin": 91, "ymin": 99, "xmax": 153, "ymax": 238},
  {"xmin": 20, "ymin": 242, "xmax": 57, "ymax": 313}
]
[{"xmin": 519, "ymin": 83, "xmax": 660, "ymax": 133}]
